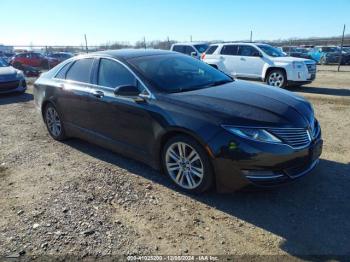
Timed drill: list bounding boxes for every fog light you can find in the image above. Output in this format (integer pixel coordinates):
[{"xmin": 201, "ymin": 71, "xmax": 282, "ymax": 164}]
[{"xmin": 241, "ymin": 170, "xmax": 284, "ymax": 180}]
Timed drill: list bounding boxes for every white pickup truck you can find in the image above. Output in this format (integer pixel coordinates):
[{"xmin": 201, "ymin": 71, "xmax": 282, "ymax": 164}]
[{"xmin": 202, "ymin": 43, "xmax": 316, "ymax": 87}]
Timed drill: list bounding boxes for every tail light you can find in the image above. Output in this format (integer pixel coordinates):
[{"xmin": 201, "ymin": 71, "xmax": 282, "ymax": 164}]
[{"xmin": 201, "ymin": 53, "xmax": 206, "ymax": 60}]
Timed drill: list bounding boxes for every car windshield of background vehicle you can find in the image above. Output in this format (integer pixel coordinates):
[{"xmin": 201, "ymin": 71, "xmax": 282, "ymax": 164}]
[
  {"xmin": 323, "ymin": 47, "xmax": 340, "ymax": 52},
  {"xmin": 0, "ymin": 58, "xmax": 8, "ymax": 67},
  {"xmin": 257, "ymin": 45, "xmax": 286, "ymax": 57},
  {"xmin": 194, "ymin": 44, "xmax": 209, "ymax": 53},
  {"xmin": 129, "ymin": 54, "xmax": 233, "ymax": 93}
]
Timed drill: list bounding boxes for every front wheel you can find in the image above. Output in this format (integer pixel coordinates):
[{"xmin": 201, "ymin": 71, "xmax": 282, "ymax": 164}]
[
  {"xmin": 44, "ymin": 103, "xmax": 67, "ymax": 141},
  {"xmin": 266, "ymin": 69, "xmax": 287, "ymax": 88},
  {"xmin": 162, "ymin": 136, "xmax": 214, "ymax": 193}
]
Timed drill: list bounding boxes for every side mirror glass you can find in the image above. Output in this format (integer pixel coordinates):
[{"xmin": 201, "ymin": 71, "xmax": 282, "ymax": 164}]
[
  {"xmin": 191, "ymin": 51, "xmax": 198, "ymax": 57},
  {"xmin": 114, "ymin": 85, "xmax": 140, "ymax": 97}
]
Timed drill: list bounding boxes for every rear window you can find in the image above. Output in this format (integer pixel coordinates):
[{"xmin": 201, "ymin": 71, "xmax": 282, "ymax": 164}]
[
  {"xmin": 194, "ymin": 44, "xmax": 209, "ymax": 53},
  {"xmin": 221, "ymin": 45, "xmax": 239, "ymax": 55},
  {"xmin": 55, "ymin": 62, "xmax": 72, "ymax": 79},
  {"xmin": 66, "ymin": 58, "xmax": 94, "ymax": 83},
  {"xmin": 172, "ymin": 45, "xmax": 185, "ymax": 53},
  {"xmin": 205, "ymin": 45, "xmax": 218, "ymax": 55}
]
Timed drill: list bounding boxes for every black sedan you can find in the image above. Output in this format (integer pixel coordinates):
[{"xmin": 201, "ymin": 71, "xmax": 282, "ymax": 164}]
[{"xmin": 34, "ymin": 50, "xmax": 323, "ymax": 193}]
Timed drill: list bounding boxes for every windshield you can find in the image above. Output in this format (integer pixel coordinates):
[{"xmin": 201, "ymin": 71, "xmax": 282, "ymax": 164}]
[
  {"xmin": 194, "ymin": 44, "xmax": 209, "ymax": 53},
  {"xmin": 0, "ymin": 58, "xmax": 9, "ymax": 67},
  {"xmin": 129, "ymin": 54, "xmax": 233, "ymax": 93},
  {"xmin": 257, "ymin": 44, "xmax": 286, "ymax": 57},
  {"xmin": 323, "ymin": 47, "xmax": 339, "ymax": 52}
]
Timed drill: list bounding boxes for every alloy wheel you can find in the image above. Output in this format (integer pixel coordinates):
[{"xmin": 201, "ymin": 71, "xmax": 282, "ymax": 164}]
[
  {"xmin": 165, "ymin": 142, "xmax": 204, "ymax": 190},
  {"xmin": 45, "ymin": 106, "xmax": 62, "ymax": 137},
  {"xmin": 268, "ymin": 72, "xmax": 285, "ymax": 87}
]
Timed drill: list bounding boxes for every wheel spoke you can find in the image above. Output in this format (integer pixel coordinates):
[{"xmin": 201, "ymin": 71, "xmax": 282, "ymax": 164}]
[
  {"xmin": 168, "ymin": 148, "xmax": 180, "ymax": 161},
  {"xmin": 191, "ymin": 166, "xmax": 203, "ymax": 178}
]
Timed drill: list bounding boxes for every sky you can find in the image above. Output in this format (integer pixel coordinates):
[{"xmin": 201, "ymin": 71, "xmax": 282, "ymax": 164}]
[{"xmin": 1, "ymin": 0, "xmax": 349, "ymax": 46}]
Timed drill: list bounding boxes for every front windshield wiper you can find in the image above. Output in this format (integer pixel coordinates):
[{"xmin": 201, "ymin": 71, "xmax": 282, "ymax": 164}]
[{"xmin": 206, "ymin": 79, "xmax": 233, "ymax": 87}]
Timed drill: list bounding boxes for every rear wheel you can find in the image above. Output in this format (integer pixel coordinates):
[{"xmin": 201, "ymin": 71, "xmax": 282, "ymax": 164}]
[
  {"xmin": 162, "ymin": 135, "xmax": 214, "ymax": 193},
  {"xmin": 44, "ymin": 103, "xmax": 67, "ymax": 141},
  {"xmin": 320, "ymin": 56, "xmax": 327, "ymax": 65},
  {"xmin": 266, "ymin": 69, "xmax": 287, "ymax": 88}
]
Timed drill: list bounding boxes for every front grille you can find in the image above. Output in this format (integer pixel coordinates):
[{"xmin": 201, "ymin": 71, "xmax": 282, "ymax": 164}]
[
  {"xmin": 268, "ymin": 127, "xmax": 311, "ymax": 148},
  {"xmin": 0, "ymin": 80, "xmax": 20, "ymax": 91},
  {"xmin": 306, "ymin": 63, "xmax": 316, "ymax": 74}
]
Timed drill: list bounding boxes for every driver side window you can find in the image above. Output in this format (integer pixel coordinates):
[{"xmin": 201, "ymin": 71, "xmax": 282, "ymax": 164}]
[{"xmin": 98, "ymin": 58, "xmax": 137, "ymax": 88}]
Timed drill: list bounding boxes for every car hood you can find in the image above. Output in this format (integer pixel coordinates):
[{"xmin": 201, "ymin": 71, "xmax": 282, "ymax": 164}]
[
  {"xmin": 270, "ymin": 56, "xmax": 314, "ymax": 64},
  {"xmin": 0, "ymin": 66, "xmax": 18, "ymax": 81},
  {"xmin": 163, "ymin": 80, "xmax": 314, "ymax": 128}
]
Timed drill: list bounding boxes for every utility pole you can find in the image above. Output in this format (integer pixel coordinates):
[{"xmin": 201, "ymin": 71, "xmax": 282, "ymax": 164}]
[
  {"xmin": 338, "ymin": 24, "xmax": 346, "ymax": 72},
  {"xmin": 143, "ymin": 37, "xmax": 146, "ymax": 49},
  {"xmin": 84, "ymin": 34, "xmax": 88, "ymax": 53},
  {"xmin": 250, "ymin": 30, "xmax": 253, "ymax": 42},
  {"xmin": 167, "ymin": 36, "xmax": 170, "ymax": 49},
  {"xmin": 190, "ymin": 35, "xmax": 192, "ymax": 42}
]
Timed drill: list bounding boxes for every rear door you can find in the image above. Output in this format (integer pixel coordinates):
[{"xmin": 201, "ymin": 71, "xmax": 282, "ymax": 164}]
[
  {"xmin": 219, "ymin": 45, "xmax": 239, "ymax": 77},
  {"xmin": 55, "ymin": 58, "xmax": 96, "ymax": 130},
  {"xmin": 236, "ymin": 45, "xmax": 265, "ymax": 78}
]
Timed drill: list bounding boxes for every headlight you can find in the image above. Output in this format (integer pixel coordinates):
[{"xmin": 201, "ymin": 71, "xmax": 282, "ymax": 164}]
[
  {"xmin": 222, "ymin": 125, "xmax": 281, "ymax": 143},
  {"xmin": 292, "ymin": 61, "xmax": 304, "ymax": 69},
  {"xmin": 16, "ymin": 70, "xmax": 24, "ymax": 79}
]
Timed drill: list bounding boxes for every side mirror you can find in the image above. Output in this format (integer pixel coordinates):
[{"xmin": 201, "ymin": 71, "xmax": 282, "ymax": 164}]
[
  {"xmin": 191, "ymin": 51, "xmax": 198, "ymax": 57},
  {"xmin": 253, "ymin": 52, "xmax": 263, "ymax": 57},
  {"xmin": 114, "ymin": 85, "xmax": 140, "ymax": 97}
]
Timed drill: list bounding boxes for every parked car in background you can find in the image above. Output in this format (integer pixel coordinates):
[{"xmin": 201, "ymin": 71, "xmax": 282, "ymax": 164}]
[
  {"xmin": 0, "ymin": 52, "xmax": 15, "ymax": 63},
  {"xmin": 202, "ymin": 43, "xmax": 316, "ymax": 88},
  {"xmin": 34, "ymin": 49, "xmax": 322, "ymax": 193},
  {"xmin": 0, "ymin": 58, "xmax": 27, "ymax": 94},
  {"xmin": 10, "ymin": 52, "xmax": 60, "ymax": 69},
  {"xmin": 308, "ymin": 46, "xmax": 350, "ymax": 65},
  {"xmin": 47, "ymin": 52, "xmax": 73, "ymax": 63},
  {"xmin": 281, "ymin": 46, "xmax": 310, "ymax": 59},
  {"xmin": 171, "ymin": 42, "xmax": 209, "ymax": 59}
]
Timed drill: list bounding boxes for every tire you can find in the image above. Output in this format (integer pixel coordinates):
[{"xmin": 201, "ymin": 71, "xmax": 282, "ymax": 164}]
[
  {"xmin": 43, "ymin": 103, "xmax": 67, "ymax": 141},
  {"xmin": 162, "ymin": 135, "xmax": 214, "ymax": 193},
  {"xmin": 320, "ymin": 56, "xmax": 327, "ymax": 65},
  {"xmin": 266, "ymin": 69, "xmax": 287, "ymax": 88}
]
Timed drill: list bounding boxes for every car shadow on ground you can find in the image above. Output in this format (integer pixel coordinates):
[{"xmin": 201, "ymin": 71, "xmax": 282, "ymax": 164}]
[
  {"xmin": 65, "ymin": 139, "xmax": 350, "ymax": 258},
  {"xmin": 0, "ymin": 92, "xmax": 33, "ymax": 106},
  {"xmin": 287, "ymin": 86, "xmax": 350, "ymax": 97}
]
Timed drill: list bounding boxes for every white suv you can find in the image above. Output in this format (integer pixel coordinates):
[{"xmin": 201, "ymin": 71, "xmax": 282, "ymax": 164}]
[
  {"xmin": 171, "ymin": 42, "xmax": 209, "ymax": 60},
  {"xmin": 202, "ymin": 43, "xmax": 316, "ymax": 87}
]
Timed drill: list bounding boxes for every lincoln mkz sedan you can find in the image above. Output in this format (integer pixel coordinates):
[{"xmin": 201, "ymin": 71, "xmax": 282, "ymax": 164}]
[{"xmin": 34, "ymin": 50, "xmax": 322, "ymax": 193}]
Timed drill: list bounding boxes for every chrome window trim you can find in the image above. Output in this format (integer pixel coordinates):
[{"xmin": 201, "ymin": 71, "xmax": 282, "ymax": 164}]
[
  {"xmin": 96, "ymin": 57, "xmax": 155, "ymax": 100},
  {"xmin": 51, "ymin": 55, "xmax": 155, "ymax": 100}
]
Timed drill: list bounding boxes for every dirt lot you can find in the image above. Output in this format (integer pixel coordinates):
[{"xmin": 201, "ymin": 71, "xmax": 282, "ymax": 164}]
[{"xmin": 1, "ymin": 65, "xmax": 350, "ymax": 260}]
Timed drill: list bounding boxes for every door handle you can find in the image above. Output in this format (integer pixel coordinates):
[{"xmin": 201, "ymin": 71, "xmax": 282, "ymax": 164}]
[
  {"xmin": 92, "ymin": 90, "xmax": 104, "ymax": 98},
  {"xmin": 240, "ymin": 57, "xmax": 246, "ymax": 61}
]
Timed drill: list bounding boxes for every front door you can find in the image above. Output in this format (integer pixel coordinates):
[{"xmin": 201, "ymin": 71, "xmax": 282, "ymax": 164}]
[{"xmin": 236, "ymin": 45, "xmax": 265, "ymax": 78}]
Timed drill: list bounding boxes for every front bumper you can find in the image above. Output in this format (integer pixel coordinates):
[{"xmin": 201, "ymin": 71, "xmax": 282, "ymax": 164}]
[
  {"xmin": 0, "ymin": 79, "xmax": 27, "ymax": 94},
  {"xmin": 207, "ymin": 129, "xmax": 323, "ymax": 193}
]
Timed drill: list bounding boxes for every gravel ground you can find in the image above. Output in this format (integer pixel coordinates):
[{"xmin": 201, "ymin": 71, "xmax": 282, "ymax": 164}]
[{"xmin": 0, "ymin": 67, "xmax": 349, "ymax": 260}]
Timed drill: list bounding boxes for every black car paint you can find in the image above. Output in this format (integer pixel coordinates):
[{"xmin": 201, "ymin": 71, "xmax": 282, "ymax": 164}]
[{"xmin": 34, "ymin": 50, "xmax": 322, "ymax": 192}]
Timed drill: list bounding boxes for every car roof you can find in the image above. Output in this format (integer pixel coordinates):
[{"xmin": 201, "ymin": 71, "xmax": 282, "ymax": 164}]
[
  {"xmin": 92, "ymin": 49, "xmax": 176, "ymax": 59},
  {"xmin": 173, "ymin": 42, "xmax": 208, "ymax": 45},
  {"xmin": 209, "ymin": 42, "xmax": 267, "ymax": 46}
]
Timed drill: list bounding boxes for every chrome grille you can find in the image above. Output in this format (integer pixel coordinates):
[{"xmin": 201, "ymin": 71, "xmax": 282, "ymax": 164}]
[
  {"xmin": 268, "ymin": 128, "xmax": 311, "ymax": 148},
  {"xmin": 0, "ymin": 80, "xmax": 20, "ymax": 91},
  {"xmin": 306, "ymin": 63, "xmax": 316, "ymax": 74}
]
